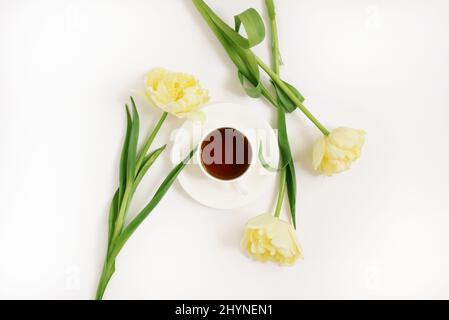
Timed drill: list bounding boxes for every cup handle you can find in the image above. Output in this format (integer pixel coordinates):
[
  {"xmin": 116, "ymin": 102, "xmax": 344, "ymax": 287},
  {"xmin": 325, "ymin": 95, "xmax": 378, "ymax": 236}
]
[{"xmin": 233, "ymin": 176, "xmax": 249, "ymax": 195}]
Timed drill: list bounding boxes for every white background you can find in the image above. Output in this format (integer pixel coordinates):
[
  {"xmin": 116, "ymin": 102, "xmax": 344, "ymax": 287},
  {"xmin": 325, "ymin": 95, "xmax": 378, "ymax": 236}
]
[{"xmin": 1, "ymin": 0, "xmax": 449, "ymax": 299}]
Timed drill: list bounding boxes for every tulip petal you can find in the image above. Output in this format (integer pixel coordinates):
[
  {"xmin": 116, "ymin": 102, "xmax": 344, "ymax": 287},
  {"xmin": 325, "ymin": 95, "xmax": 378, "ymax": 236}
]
[{"xmin": 312, "ymin": 137, "xmax": 326, "ymax": 170}]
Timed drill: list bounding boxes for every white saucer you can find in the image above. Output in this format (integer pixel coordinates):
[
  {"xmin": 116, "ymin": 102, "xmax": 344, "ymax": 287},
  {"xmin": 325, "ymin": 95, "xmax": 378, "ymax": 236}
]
[{"xmin": 170, "ymin": 102, "xmax": 279, "ymax": 210}]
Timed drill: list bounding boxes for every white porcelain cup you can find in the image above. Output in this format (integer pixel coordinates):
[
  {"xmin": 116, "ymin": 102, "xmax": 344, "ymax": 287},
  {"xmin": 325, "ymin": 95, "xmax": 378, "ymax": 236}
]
[{"xmin": 196, "ymin": 126, "xmax": 254, "ymax": 195}]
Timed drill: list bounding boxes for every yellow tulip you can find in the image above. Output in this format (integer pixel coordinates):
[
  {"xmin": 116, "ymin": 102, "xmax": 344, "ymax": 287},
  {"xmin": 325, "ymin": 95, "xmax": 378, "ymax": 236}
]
[
  {"xmin": 241, "ymin": 213, "xmax": 302, "ymax": 266},
  {"xmin": 144, "ymin": 68, "xmax": 209, "ymax": 120},
  {"xmin": 312, "ymin": 127, "xmax": 366, "ymax": 175}
]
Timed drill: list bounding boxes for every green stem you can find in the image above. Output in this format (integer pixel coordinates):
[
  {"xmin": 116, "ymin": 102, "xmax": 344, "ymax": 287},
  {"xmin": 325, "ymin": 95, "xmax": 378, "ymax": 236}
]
[
  {"xmin": 274, "ymin": 168, "xmax": 286, "ymax": 218},
  {"xmin": 261, "ymin": 85, "xmax": 277, "ymax": 106},
  {"xmin": 111, "ymin": 184, "xmax": 132, "ymax": 241},
  {"xmin": 267, "ymin": 0, "xmax": 286, "ymax": 220},
  {"xmin": 266, "ymin": 0, "xmax": 281, "ymax": 75},
  {"xmin": 95, "ymin": 258, "xmax": 115, "ymax": 300},
  {"xmin": 256, "ymin": 56, "xmax": 330, "ymax": 136}
]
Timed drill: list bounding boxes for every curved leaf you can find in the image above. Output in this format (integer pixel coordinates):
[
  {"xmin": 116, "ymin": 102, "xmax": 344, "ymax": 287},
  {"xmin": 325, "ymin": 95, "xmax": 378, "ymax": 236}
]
[
  {"xmin": 258, "ymin": 143, "xmax": 287, "ymax": 172},
  {"xmin": 238, "ymin": 71, "xmax": 262, "ymax": 98},
  {"xmin": 192, "ymin": 0, "xmax": 263, "ymax": 96},
  {"xmin": 234, "ymin": 8, "xmax": 266, "ymax": 48},
  {"xmin": 193, "ymin": 0, "xmax": 265, "ymax": 49},
  {"xmin": 273, "ymin": 80, "xmax": 305, "ymax": 113}
]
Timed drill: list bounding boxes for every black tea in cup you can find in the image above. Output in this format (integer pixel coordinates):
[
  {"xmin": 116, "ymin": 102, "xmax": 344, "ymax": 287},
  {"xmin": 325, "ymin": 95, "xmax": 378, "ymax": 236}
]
[{"xmin": 200, "ymin": 127, "xmax": 252, "ymax": 181}]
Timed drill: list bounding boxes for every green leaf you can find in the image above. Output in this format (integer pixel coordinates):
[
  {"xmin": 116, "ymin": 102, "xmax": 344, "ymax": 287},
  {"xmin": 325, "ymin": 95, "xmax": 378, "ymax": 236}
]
[
  {"xmin": 192, "ymin": 0, "xmax": 262, "ymax": 97},
  {"xmin": 273, "ymin": 80, "xmax": 305, "ymax": 113},
  {"xmin": 118, "ymin": 106, "xmax": 132, "ymax": 206},
  {"xmin": 238, "ymin": 71, "xmax": 262, "ymax": 98},
  {"xmin": 135, "ymin": 112, "xmax": 168, "ymax": 173},
  {"xmin": 193, "ymin": 0, "xmax": 265, "ymax": 50},
  {"xmin": 277, "ymin": 103, "xmax": 297, "ymax": 228},
  {"xmin": 285, "ymin": 161, "xmax": 297, "ymax": 228},
  {"xmin": 97, "ymin": 103, "xmax": 167, "ymax": 300},
  {"xmin": 110, "ymin": 145, "xmax": 167, "ymax": 244},
  {"xmin": 108, "ymin": 148, "xmax": 196, "ymax": 261},
  {"xmin": 107, "ymin": 146, "xmax": 166, "ymax": 257},
  {"xmin": 127, "ymin": 98, "xmax": 140, "ymax": 183},
  {"xmin": 132, "ymin": 145, "xmax": 167, "ymax": 193},
  {"xmin": 234, "ymin": 8, "xmax": 266, "ymax": 48},
  {"xmin": 193, "ymin": 0, "xmax": 247, "ymax": 73},
  {"xmin": 95, "ymin": 258, "xmax": 116, "ymax": 300},
  {"xmin": 258, "ymin": 143, "xmax": 287, "ymax": 172},
  {"xmin": 112, "ymin": 100, "xmax": 141, "ymax": 240},
  {"xmin": 107, "ymin": 190, "xmax": 119, "ymax": 249}
]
